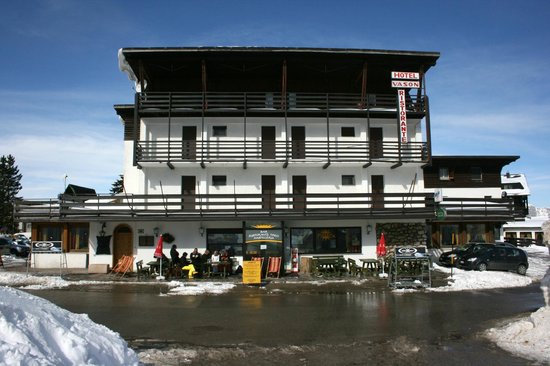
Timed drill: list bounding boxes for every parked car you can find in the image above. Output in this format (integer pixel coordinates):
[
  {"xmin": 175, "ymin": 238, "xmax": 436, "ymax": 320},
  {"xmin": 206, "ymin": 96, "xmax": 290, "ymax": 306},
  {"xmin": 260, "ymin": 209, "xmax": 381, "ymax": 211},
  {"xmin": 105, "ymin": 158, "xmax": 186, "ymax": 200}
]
[
  {"xmin": 438, "ymin": 242, "xmax": 514, "ymax": 267},
  {"xmin": 0, "ymin": 236, "xmax": 30, "ymax": 258},
  {"xmin": 458, "ymin": 246, "xmax": 529, "ymax": 275}
]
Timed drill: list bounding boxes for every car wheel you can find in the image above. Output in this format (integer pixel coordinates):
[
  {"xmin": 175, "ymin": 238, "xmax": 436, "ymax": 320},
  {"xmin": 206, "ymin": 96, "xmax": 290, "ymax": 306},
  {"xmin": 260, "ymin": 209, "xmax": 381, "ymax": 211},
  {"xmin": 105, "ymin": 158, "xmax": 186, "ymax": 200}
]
[
  {"xmin": 517, "ymin": 264, "xmax": 527, "ymax": 275},
  {"xmin": 477, "ymin": 263, "xmax": 487, "ymax": 271}
]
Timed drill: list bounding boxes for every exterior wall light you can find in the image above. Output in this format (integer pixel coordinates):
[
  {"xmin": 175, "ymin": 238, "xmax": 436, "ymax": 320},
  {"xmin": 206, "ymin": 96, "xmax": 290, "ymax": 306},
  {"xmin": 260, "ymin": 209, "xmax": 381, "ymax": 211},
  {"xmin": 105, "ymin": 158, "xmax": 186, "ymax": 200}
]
[
  {"xmin": 99, "ymin": 222, "xmax": 106, "ymax": 237},
  {"xmin": 153, "ymin": 227, "xmax": 160, "ymax": 237},
  {"xmin": 366, "ymin": 224, "xmax": 372, "ymax": 235},
  {"xmin": 199, "ymin": 226, "xmax": 205, "ymax": 237}
]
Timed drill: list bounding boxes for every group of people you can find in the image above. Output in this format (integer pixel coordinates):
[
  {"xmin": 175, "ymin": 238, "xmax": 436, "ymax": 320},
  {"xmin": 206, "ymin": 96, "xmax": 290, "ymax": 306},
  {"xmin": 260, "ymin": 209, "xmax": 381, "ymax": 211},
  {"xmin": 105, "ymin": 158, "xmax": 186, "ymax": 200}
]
[{"xmin": 169, "ymin": 245, "xmax": 232, "ymax": 278}]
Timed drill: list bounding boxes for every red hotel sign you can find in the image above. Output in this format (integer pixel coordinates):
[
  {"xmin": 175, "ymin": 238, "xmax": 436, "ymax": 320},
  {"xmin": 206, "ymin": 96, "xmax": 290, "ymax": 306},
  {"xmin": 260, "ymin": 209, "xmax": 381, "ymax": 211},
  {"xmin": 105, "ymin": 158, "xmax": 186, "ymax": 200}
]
[
  {"xmin": 397, "ymin": 89, "xmax": 408, "ymax": 143},
  {"xmin": 391, "ymin": 71, "xmax": 420, "ymax": 144}
]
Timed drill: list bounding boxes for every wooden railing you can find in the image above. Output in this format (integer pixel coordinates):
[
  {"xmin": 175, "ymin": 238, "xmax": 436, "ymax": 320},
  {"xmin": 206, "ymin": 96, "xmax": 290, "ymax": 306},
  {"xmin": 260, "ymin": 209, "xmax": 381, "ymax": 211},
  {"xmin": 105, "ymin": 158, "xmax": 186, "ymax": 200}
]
[
  {"xmin": 15, "ymin": 193, "xmax": 435, "ymax": 222},
  {"xmin": 15, "ymin": 194, "xmax": 525, "ymax": 223},
  {"xmin": 137, "ymin": 92, "xmax": 425, "ymax": 114},
  {"xmin": 136, "ymin": 140, "xmax": 428, "ymax": 164}
]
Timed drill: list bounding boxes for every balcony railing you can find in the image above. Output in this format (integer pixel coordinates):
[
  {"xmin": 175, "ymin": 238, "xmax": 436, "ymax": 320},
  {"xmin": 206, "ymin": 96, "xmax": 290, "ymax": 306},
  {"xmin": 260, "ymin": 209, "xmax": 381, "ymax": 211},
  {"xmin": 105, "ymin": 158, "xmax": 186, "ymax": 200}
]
[
  {"xmin": 136, "ymin": 140, "xmax": 428, "ymax": 165},
  {"xmin": 137, "ymin": 92, "xmax": 426, "ymax": 114},
  {"xmin": 15, "ymin": 193, "xmax": 525, "ymax": 223},
  {"xmin": 15, "ymin": 192, "xmax": 435, "ymax": 222}
]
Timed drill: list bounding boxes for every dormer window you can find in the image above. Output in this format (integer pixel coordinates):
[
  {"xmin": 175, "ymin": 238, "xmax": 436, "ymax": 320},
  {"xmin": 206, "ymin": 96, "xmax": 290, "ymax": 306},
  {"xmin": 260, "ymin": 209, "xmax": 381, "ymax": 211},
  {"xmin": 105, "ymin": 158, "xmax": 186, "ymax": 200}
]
[
  {"xmin": 471, "ymin": 167, "xmax": 483, "ymax": 182},
  {"xmin": 439, "ymin": 167, "xmax": 451, "ymax": 181}
]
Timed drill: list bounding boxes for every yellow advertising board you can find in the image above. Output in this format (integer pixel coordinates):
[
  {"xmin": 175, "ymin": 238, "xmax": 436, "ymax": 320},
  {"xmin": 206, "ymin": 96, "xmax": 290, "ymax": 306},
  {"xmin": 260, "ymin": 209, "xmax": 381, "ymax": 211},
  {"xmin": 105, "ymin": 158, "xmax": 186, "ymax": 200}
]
[{"xmin": 242, "ymin": 260, "xmax": 262, "ymax": 284}]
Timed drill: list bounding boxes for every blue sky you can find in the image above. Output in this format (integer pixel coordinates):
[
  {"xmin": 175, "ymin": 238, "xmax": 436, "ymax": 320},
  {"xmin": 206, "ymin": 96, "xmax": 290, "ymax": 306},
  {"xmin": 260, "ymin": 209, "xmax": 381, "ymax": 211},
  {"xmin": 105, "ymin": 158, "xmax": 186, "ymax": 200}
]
[{"xmin": 1, "ymin": 0, "xmax": 549, "ymax": 207}]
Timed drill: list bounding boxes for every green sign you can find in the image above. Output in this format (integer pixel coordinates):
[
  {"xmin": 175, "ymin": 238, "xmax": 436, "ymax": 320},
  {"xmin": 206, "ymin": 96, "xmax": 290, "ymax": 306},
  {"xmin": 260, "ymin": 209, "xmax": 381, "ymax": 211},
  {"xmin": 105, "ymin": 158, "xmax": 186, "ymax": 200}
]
[{"xmin": 436, "ymin": 207, "xmax": 447, "ymax": 220}]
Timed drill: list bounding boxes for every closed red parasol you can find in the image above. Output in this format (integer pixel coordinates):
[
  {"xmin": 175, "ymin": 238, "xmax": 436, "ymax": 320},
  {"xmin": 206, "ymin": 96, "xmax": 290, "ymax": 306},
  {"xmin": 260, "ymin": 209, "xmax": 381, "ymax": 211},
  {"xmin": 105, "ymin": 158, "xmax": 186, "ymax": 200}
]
[
  {"xmin": 153, "ymin": 235, "xmax": 164, "ymax": 258},
  {"xmin": 376, "ymin": 232, "xmax": 387, "ymax": 257}
]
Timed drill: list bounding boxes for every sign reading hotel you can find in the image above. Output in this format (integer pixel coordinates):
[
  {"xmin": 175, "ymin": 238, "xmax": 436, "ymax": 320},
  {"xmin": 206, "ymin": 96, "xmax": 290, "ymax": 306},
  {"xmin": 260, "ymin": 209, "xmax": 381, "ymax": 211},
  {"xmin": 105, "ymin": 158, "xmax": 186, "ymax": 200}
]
[{"xmin": 391, "ymin": 71, "xmax": 420, "ymax": 144}]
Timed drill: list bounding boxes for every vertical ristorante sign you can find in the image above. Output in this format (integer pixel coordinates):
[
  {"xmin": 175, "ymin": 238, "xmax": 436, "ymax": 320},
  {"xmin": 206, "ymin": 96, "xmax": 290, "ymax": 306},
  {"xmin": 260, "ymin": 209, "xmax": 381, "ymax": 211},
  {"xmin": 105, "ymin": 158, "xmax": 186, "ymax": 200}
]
[{"xmin": 390, "ymin": 71, "xmax": 420, "ymax": 144}]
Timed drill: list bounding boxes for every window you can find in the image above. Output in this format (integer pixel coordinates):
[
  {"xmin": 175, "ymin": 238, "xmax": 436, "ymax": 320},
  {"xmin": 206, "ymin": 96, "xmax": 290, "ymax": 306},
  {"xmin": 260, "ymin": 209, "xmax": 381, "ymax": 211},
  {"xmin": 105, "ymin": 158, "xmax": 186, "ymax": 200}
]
[
  {"xmin": 341, "ymin": 127, "xmax": 355, "ymax": 137},
  {"xmin": 466, "ymin": 223, "xmax": 486, "ymax": 242},
  {"xmin": 342, "ymin": 175, "xmax": 355, "ymax": 186},
  {"xmin": 69, "ymin": 224, "xmax": 89, "ymax": 251},
  {"xmin": 212, "ymin": 126, "xmax": 227, "ymax": 137},
  {"xmin": 291, "ymin": 227, "xmax": 361, "ymax": 254},
  {"xmin": 138, "ymin": 235, "xmax": 154, "ymax": 247},
  {"xmin": 439, "ymin": 167, "xmax": 450, "ymax": 180},
  {"xmin": 206, "ymin": 229, "xmax": 243, "ymax": 256},
  {"xmin": 212, "ymin": 175, "xmax": 227, "ymax": 186},
  {"xmin": 471, "ymin": 167, "xmax": 482, "ymax": 182}
]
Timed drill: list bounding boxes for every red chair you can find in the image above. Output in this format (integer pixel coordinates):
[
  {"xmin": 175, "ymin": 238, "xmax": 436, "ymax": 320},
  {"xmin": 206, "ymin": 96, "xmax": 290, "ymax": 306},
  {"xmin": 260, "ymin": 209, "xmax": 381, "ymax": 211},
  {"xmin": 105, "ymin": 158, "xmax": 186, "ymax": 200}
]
[{"xmin": 266, "ymin": 257, "xmax": 282, "ymax": 278}]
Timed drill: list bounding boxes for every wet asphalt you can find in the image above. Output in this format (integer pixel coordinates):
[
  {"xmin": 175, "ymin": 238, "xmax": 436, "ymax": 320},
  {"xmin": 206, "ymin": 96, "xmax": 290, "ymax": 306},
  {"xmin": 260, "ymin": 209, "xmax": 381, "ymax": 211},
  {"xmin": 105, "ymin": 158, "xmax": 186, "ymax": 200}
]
[{"xmin": 23, "ymin": 273, "xmax": 546, "ymax": 366}]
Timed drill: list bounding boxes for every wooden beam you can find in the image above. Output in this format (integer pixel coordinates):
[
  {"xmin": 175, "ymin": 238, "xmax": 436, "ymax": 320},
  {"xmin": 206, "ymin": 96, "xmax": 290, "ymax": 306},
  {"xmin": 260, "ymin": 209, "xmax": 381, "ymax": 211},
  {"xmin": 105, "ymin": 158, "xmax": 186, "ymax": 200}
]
[
  {"xmin": 167, "ymin": 162, "xmax": 174, "ymax": 170},
  {"xmin": 391, "ymin": 162, "xmax": 402, "ymax": 169},
  {"xmin": 323, "ymin": 162, "xmax": 331, "ymax": 169}
]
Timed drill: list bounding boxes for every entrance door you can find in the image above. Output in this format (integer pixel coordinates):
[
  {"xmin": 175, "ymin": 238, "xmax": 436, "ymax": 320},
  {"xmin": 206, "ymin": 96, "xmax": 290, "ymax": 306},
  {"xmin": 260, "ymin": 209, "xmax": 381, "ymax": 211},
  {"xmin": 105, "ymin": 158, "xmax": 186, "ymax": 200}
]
[
  {"xmin": 372, "ymin": 175, "xmax": 384, "ymax": 209},
  {"xmin": 262, "ymin": 175, "xmax": 276, "ymax": 211},
  {"xmin": 293, "ymin": 175, "xmax": 307, "ymax": 210},
  {"xmin": 182, "ymin": 126, "xmax": 197, "ymax": 160},
  {"xmin": 262, "ymin": 126, "xmax": 276, "ymax": 159},
  {"xmin": 181, "ymin": 175, "xmax": 196, "ymax": 210},
  {"xmin": 113, "ymin": 225, "xmax": 133, "ymax": 267},
  {"xmin": 291, "ymin": 126, "xmax": 306, "ymax": 159},
  {"xmin": 369, "ymin": 128, "xmax": 383, "ymax": 159}
]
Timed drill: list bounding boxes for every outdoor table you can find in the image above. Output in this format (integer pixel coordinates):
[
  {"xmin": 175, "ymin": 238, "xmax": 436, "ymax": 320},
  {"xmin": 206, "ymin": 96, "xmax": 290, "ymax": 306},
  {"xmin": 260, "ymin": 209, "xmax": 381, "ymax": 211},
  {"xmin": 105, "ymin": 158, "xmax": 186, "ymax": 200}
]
[
  {"xmin": 147, "ymin": 261, "xmax": 168, "ymax": 275},
  {"xmin": 360, "ymin": 258, "xmax": 379, "ymax": 276}
]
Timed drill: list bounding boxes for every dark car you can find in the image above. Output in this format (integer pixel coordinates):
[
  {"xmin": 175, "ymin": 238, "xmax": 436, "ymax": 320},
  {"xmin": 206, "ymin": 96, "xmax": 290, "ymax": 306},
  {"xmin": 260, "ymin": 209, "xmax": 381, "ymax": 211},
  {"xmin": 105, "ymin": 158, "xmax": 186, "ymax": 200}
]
[
  {"xmin": 0, "ymin": 236, "xmax": 31, "ymax": 258},
  {"xmin": 458, "ymin": 246, "xmax": 529, "ymax": 275},
  {"xmin": 439, "ymin": 242, "xmax": 516, "ymax": 267}
]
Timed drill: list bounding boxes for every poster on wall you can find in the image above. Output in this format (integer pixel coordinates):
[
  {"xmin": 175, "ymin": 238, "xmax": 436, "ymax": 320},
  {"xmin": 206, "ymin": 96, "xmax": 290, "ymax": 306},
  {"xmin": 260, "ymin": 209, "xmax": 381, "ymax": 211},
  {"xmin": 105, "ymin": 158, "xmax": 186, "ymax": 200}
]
[{"xmin": 245, "ymin": 221, "xmax": 283, "ymax": 244}]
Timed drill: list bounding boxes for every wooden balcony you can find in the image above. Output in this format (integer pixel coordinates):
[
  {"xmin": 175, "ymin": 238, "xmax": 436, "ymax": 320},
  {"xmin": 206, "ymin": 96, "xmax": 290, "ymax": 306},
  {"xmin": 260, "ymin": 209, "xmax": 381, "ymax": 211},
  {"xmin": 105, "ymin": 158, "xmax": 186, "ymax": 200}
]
[
  {"xmin": 15, "ymin": 192, "xmax": 436, "ymax": 222},
  {"xmin": 136, "ymin": 92, "xmax": 426, "ymax": 116},
  {"xmin": 136, "ymin": 140, "xmax": 428, "ymax": 166},
  {"xmin": 15, "ymin": 193, "xmax": 525, "ymax": 223}
]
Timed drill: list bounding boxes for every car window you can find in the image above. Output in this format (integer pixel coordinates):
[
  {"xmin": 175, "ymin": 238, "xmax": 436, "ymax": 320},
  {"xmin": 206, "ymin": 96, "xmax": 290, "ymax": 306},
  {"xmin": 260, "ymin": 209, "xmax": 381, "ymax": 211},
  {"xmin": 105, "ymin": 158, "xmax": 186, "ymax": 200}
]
[{"xmin": 508, "ymin": 249, "xmax": 520, "ymax": 257}]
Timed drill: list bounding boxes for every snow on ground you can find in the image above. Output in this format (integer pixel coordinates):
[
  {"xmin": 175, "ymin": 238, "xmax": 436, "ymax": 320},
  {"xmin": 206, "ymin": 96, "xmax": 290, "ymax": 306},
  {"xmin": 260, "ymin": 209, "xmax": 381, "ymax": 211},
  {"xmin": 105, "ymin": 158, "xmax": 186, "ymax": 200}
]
[
  {"xmin": 0, "ymin": 286, "xmax": 139, "ymax": 366},
  {"xmin": 167, "ymin": 280, "xmax": 235, "ymax": 295}
]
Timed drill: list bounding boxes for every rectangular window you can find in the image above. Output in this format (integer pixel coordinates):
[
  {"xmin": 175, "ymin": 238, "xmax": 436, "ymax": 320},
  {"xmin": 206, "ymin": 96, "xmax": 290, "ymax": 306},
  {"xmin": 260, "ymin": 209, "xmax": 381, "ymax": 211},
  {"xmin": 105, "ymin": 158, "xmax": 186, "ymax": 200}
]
[
  {"xmin": 291, "ymin": 227, "xmax": 361, "ymax": 254},
  {"xmin": 439, "ymin": 167, "xmax": 450, "ymax": 181},
  {"xmin": 138, "ymin": 235, "xmax": 154, "ymax": 247},
  {"xmin": 212, "ymin": 175, "xmax": 227, "ymax": 186},
  {"xmin": 466, "ymin": 223, "xmax": 486, "ymax": 242},
  {"xmin": 341, "ymin": 127, "xmax": 355, "ymax": 137},
  {"xmin": 471, "ymin": 167, "xmax": 482, "ymax": 182},
  {"xmin": 212, "ymin": 126, "xmax": 227, "ymax": 137},
  {"xmin": 69, "ymin": 224, "xmax": 89, "ymax": 251},
  {"xmin": 342, "ymin": 175, "xmax": 355, "ymax": 186},
  {"xmin": 206, "ymin": 229, "xmax": 243, "ymax": 256}
]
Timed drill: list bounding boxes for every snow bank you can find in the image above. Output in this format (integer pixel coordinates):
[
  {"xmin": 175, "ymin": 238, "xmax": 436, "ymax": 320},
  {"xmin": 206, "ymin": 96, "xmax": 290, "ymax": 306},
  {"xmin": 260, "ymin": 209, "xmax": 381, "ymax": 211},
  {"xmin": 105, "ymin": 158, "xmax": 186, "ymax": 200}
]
[
  {"xmin": 485, "ymin": 268, "xmax": 550, "ymax": 364},
  {"xmin": 167, "ymin": 281, "xmax": 235, "ymax": 295},
  {"xmin": 0, "ymin": 286, "xmax": 139, "ymax": 366}
]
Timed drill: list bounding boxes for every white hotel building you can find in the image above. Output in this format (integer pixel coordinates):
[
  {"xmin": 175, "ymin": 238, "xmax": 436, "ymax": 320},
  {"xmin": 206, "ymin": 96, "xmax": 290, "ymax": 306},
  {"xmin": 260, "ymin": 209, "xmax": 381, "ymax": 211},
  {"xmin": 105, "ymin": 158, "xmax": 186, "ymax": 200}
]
[{"xmin": 16, "ymin": 47, "xmax": 527, "ymax": 270}]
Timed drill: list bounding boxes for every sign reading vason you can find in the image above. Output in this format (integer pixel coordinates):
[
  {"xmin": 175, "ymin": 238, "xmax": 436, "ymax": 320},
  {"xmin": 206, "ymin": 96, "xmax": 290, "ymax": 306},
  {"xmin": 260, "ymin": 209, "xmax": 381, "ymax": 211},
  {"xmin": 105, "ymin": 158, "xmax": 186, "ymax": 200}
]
[{"xmin": 390, "ymin": 71, "xmax": 421, "ymax": 144}]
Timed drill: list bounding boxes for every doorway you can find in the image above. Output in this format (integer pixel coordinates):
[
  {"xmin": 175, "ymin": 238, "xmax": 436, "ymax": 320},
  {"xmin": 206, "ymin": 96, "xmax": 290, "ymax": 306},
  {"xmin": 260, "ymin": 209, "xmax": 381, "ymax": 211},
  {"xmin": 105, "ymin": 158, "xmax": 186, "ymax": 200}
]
[
  {"xmin": 262, "ymin": 175, "xmax": 276, "ymax": 211},
  {"xmin": 372, "ymin": 175, "xmax": 384, "ymax": 209},
  {"xmin": 262, "ymin": 126, "xmax": 276, "ymax": 159},
  {"xmin": 113, "ymin": 225, "xmax": 133, "ymax": 267},
  {"xmin": 369, "ymin": 128, "xmax": 383, "ymax": 159},
  {"xmin": 181, "ymin": 176, "xmax": 196, "ymax": 210},
  {"xmin": 182, "ymin": 126, "xmax": 197, "ymax": 159},
  {"xmin": 293, "ymin": 175, "xmax": 307, "ymax": 210},
  {"xmin": 291, "ymin": 126, "xmax": 306, "ymax": 159}
]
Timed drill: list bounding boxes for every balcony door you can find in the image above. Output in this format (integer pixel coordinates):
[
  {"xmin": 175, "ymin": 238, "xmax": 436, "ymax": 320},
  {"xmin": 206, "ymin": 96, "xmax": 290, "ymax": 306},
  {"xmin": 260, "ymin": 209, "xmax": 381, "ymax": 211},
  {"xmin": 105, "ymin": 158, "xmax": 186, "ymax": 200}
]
[
  {"xmin": 372, "ymin": 175, "xmax": 384, "ymax": 209},
  {"xmin": 293, "ymin": 175, "xmax": 307, "ymax": 210},
  {"xmin": 369, "ymin": 127, "xmax": 383, "ymax": 159},
  {"xmin": 262, "ymin": 126, "xmax": 276, "ymax": 159},
  {"xmin": 182, "ymin": 126, "xmax": 197, "ymax": 160},
  {"xmin": 181, "ymin": 176, "xmax": 196, "ymax": 210},
  {"xmin": 262, "ymin": 175, "xmax": 276, "ymax": 211},
  {"xmin": 291, "ymin": 126, "xmax": 306, "ymax": 159}
]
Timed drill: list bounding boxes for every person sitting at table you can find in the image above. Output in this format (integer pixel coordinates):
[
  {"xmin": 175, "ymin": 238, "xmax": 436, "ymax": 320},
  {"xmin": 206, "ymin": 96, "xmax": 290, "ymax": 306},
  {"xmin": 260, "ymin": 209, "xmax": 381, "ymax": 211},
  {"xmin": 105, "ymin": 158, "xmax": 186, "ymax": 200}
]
[
  {"xmin": 218, "ymin": 249, "xmax": 232, "ymax": 275},
  {"xmin": 190, "ymin": 248, "xmax": 202, "ymax": 278},
  {"xmin": 180, "ymin": 252, "xmax": 190, "ymax": 266},
  {"xmin": 170, "ymin": 244, "xmax": 180, "ymax": 266},
  {"xmin": 201, "ymin": 249, "xmax": 212, "ymax": 274},
  {"xmin": 210, "ymin": 250, "xmax": 220, "ymax": 274}
]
